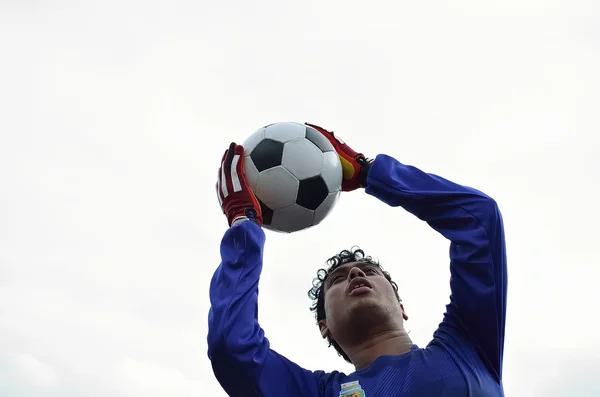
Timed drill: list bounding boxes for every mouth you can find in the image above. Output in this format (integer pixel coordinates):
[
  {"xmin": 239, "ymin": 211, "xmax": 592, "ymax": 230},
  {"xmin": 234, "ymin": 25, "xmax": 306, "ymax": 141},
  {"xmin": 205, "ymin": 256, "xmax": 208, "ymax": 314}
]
[{"xmin": 347, "ymin": 277, "xmax": 373, "ymax": 296}]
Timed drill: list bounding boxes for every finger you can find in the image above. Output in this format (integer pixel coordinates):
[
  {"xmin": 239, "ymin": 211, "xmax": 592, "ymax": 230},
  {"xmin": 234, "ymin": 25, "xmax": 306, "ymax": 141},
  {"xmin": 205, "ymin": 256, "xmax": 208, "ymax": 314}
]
[
  {"xmin": 216, "ymin": 168, "xmax": 225, "ymax": 202},
  {"xmin": 229, "ymin": 150, "xmax": 243, "ymax": 193},
  {"xmin": 224, "ymin": 142, "xmax": 236, "ymax": 173},
  {"xmin": 305, "ymin": 122, "xmax": 331, "ymax": 135},
  {"xmin": 223, "ymin": 142, "xmax": 245, "ymax": 194},
  {"xmin": 220, "ymin": 143, "xmax": 245, "ymax": 199},
  {"xmin": 219, "ymin": 164, "xmax": 228, "ymax": 199},
  {"xmin": 232, "ymin": 143, "xmax": 245, "ymax": 157},
  {"xmin": 216, "ymin": 180, "xmax": 224, "ymax": 209},
  {"xmin": 220, "ymin": 149, "xmax": 229, "ymax": 167},
  {"xmin": 219, "ymin": 145, "xmax": 231, "ymax": 199}
]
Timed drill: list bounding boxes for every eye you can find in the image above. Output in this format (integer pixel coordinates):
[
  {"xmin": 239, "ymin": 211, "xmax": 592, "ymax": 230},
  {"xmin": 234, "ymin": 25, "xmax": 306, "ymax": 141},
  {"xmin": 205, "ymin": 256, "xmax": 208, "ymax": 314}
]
[
  {"xmin": 365, "ymin": 268, "xmax": 378, "ymax": 275},
  {"xmin": 329, "ymin": 275, "xmax": 341, "ymax": 284}
]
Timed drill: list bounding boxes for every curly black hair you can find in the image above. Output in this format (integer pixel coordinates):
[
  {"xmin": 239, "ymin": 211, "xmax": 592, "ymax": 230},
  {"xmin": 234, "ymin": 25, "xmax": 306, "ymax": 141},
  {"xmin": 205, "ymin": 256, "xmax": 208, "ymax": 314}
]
[{"xmin": 307, "ymin": 246, "xmax": 401, "ymax": 363}]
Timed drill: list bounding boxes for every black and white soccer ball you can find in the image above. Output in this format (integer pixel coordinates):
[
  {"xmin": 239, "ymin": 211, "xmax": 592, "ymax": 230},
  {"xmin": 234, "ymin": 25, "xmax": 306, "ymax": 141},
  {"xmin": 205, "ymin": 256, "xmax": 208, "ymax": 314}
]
[{"xmin": 243, "ymin": 122, "xmax": 343, "ymax": 233}]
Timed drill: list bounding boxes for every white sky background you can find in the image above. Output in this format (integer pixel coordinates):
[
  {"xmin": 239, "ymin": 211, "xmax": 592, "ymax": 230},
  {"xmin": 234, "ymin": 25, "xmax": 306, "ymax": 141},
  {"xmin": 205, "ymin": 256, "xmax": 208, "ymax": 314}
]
[{"xmin": 0, "ymin": 0, "xmax": 599, "ymax": 396}]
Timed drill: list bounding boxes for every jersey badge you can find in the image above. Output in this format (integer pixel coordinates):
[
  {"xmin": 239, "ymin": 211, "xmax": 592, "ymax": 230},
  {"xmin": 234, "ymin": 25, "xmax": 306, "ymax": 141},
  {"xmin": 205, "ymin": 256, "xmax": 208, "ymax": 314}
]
[{"xmin": 339, "ymin": 380, "xmax": 366, "ymax": 397}]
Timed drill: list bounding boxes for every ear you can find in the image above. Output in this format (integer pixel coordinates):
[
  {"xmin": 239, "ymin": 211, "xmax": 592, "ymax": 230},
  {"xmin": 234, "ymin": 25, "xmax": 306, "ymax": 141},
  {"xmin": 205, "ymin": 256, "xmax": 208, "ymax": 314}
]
[
  {"xmin": 400, "ymin": 303, "xmax": 409, "ymax": 321},
  {"xmin": 318, "ymin": 319, "xmax": 330, "ymax": 339}
]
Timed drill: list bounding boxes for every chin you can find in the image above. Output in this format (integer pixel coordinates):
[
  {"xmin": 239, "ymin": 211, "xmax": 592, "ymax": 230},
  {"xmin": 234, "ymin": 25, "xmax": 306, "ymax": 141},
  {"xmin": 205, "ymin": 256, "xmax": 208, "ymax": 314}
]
[
  {"xmin": 342, "ymin": 301, "xmax": 392, "ymax": 335},
  {"xmin": 347, "ymin": 296, "xmax": 383, "ymax": 313}
]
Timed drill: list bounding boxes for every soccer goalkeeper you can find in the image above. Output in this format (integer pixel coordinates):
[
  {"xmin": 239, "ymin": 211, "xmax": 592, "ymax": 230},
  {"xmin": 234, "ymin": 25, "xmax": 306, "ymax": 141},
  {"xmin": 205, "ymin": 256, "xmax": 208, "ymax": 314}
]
[{"xmin": 209, "ymin": 124, "xmax": 507, "ymax": 396}]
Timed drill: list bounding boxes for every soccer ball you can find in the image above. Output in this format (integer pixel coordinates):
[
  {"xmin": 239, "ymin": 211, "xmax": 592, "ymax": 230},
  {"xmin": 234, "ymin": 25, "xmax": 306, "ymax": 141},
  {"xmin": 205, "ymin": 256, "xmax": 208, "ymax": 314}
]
[{"xmin": 242, "ymin": 122, "xmax": 343, "ymax": 233}]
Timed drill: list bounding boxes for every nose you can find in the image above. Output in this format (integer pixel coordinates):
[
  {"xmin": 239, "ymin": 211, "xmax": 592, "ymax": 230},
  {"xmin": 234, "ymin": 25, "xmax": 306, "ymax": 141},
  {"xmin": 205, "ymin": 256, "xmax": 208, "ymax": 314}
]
[{"xmin": 348, "ymin": 266, "xmax": 366, "ymax": 280}]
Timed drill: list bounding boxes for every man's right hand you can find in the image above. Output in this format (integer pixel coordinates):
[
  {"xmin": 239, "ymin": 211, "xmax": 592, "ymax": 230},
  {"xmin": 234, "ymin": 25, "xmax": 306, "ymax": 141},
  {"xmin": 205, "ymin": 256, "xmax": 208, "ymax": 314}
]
[{"xmin": 216, "ymin": 142, "xmax": 263, "ymax": 227}]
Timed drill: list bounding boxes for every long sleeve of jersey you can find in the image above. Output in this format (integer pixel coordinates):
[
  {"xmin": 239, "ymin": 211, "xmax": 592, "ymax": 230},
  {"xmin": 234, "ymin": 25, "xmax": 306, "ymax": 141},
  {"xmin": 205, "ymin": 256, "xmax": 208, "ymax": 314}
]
[
  {"xmin": 207, "ymin": 221, "xmax": 324, "ymax": 396},
  {"xmin": 365, "ymin": 154, "xmax": 508, "ymax": 381}
]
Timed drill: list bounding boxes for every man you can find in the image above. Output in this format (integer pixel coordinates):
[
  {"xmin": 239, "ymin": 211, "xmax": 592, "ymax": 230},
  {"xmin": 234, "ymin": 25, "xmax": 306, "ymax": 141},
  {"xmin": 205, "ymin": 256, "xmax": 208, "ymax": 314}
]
[{"xmin": 208, "ymin": 123, "xmax": 507, "ymax": 396}]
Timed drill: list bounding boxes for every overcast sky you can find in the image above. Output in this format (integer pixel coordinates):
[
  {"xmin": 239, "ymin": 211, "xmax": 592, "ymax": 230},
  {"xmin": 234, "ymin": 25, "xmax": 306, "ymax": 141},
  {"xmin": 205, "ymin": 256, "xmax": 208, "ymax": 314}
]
[{"xmin": 1, "ymin": 0, "xmax": 599, "ymax": 396}]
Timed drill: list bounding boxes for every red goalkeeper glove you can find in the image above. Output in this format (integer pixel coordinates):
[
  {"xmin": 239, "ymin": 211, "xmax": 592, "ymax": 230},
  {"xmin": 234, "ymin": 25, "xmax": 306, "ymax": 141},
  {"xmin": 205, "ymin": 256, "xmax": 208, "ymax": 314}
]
[
  {"xmin": 216, "ymin": 142, "xmax": 263, "ymax": 227},
  {"xmin": 305, "ymin": 122, "xmax": 372, "ymax": 192}
]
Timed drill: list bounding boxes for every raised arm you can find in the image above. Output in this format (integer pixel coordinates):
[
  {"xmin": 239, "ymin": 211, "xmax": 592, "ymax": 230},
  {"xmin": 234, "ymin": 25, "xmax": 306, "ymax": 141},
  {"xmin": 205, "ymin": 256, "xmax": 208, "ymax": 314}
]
[
  {"xmin": 364, "ymin": 154, "xmax": 507, "ymax": 381},
  {"xmin": 207, "ymin": 221, "xmax": 322, "ymax": 396},
  {"xmin": 208, "ymin": 143, "xmax": 323, "ymax": 396}
]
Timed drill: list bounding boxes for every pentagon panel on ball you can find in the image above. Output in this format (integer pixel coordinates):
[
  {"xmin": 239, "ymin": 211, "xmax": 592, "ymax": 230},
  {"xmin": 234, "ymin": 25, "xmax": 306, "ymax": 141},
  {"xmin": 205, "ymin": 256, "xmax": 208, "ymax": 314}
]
[
  {"xmin": 297, "ymin": 176, "xmax": 329, "ymax": 211},
  {"xmin": 250, "ymin": 139, "xmax": 284, "ymax": 172},
  {"xmin": 242, "ymin": 121, "xmax": 343, "ymax": 233}
]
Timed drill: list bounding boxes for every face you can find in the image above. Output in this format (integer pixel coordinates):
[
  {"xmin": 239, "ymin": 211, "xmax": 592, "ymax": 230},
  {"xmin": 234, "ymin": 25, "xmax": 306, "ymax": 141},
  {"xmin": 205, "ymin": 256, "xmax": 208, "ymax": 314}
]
[{"xmin": 319, "ymin": 261, "xmax": 407, "ymax": 341}]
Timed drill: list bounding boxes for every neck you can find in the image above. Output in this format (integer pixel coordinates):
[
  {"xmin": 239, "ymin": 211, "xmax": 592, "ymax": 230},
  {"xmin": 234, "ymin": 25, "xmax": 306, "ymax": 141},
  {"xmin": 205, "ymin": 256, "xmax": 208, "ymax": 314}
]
[{"xmin": 345, "ymin": 329, "xmax": 413, "ymax": 370}]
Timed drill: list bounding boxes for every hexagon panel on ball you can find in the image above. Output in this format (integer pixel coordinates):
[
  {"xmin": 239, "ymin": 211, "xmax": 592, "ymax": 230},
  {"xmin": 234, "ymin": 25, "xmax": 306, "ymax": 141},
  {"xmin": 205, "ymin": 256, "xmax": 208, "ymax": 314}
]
[
  {"xmin": 281, "ymin": 139, "xmax": 324, "ymax": 181},
  {"xmin": 313, "ymin": 191, "xmax": 341, "ymax": 226},
  {"xmin": 242, "ymin": 127, "xmax": 266, "ymax": 155},
  {"xmin": 258, "ymin": 199, "xmax": 275, "ymax": 226},
  {"xmin": 255, "ymin": 166, "xmax": 299, "ymax": 210},
  {"xmin": 320, "ymin": 151, "xmax": 343, "ymax": 193},
  {"xmin": 304, "ymin": 125, "xmax": 335, "ymax": 152},
  {"xmin": 264, "ymin": 122, "xmax": 307, "ymax": 143},
  {"xmin": 269, "ymin": 204, "xmax": 315, "ymax": 233},
  {"xmin": 243, "ymin": 157, "xmax": 260, "ymax": 192}
]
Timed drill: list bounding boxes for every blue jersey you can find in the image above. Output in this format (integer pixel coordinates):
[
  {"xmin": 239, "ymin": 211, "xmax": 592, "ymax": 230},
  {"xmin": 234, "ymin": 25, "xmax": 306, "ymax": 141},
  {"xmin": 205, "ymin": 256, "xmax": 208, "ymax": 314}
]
[{"xmin": 208, "ymin": 154, "xmax": 507, "ymax": 397}]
